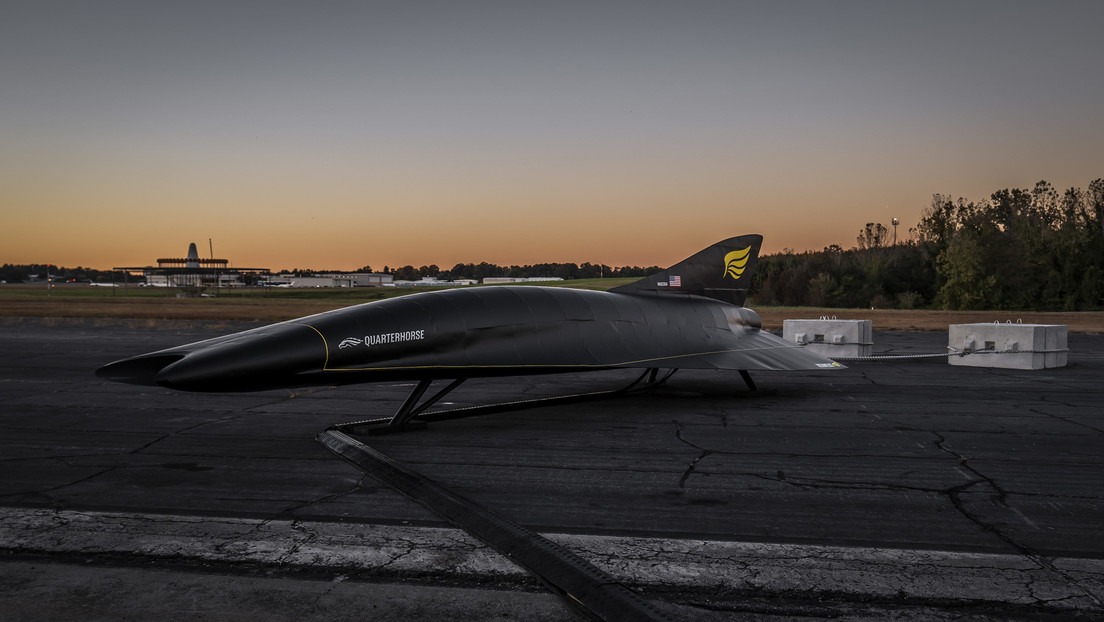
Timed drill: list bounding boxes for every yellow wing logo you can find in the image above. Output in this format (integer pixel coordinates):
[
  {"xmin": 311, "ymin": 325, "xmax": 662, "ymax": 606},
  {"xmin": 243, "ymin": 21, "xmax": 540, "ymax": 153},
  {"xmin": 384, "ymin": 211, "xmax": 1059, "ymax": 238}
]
[{"xmin": 723, "ymin": 246, "xmax": 752, "ymax": 280}]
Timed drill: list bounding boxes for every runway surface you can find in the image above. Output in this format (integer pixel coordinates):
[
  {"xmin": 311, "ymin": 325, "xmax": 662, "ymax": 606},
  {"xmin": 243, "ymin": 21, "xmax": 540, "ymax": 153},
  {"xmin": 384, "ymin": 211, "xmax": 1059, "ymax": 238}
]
[{"xmin": 2, "ymin": 317, "xmax": 1102, "ymax": 620}]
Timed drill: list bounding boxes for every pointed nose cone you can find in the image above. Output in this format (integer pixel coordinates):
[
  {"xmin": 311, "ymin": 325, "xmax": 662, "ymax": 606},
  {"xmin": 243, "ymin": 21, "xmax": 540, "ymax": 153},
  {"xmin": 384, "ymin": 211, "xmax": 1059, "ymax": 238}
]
[
  {"xmin": 97, "ymin": 323, "xmax": 328, "ymax": 392},
  {"xmin": 96, "ymin": 353, "xmax": 186, "ymax": 385}
]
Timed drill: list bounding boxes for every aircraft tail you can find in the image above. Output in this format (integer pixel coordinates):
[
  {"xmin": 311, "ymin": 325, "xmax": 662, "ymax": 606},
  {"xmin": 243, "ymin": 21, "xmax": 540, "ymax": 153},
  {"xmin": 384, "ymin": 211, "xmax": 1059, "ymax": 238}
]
[{"xmin": 610, "ymin": 234, "xmax": 763, "ymax": 306}]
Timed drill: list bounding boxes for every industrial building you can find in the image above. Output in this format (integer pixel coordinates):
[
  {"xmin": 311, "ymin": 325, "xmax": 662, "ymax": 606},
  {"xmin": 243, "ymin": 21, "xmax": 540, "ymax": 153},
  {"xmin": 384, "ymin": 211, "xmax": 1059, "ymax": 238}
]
[
  {"xmin": 267, "ymin": 273, "xmax": 394, "ymax": 288},
  {"xmin": 113, "ymin": 243, "xmax": 269, "ymax": 291},
  {"xmin": 482, "ymin": 277, "xmax": 563, "ymax": 284},
  {"xmin": 112, "ymin": 243, "xmax": 400, "ymax": 290}
]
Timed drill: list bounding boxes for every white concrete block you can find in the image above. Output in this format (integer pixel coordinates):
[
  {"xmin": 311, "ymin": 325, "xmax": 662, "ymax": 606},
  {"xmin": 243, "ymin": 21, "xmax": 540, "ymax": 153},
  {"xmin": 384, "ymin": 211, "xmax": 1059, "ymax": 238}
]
[
  {"xmin": 783, "ymin": 319, "xmax": 872, "ymax": 359},
  {"xmin": 948, "ymin": 323, "xmax": 1067, "ymax": 369}
]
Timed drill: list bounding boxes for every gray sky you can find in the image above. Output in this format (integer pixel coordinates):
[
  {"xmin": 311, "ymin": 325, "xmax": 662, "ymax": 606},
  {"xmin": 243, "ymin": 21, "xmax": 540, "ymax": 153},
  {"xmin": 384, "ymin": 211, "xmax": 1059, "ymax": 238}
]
[{"xmin": 3, "ymin": 1, "xmax": 1102, "ymax": 268}]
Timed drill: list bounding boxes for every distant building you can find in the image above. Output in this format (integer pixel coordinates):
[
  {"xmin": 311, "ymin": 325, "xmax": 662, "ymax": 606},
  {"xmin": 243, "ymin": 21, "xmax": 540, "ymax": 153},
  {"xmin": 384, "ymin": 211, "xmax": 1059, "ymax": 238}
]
[
  {"xmin": 482, "ymin": 277, "xmax": 564, "ymax": 284},
  {"xmin": 272, "ymin": 276, "xmax": 351, "ymax": 288},
  {"xmin": 264, "ymin": 273, "xmax": 394, "ymax": 288},
  {"xmin": 321, "ymin": 273, "xmax": 393, "ymax": 287},
  {"xmin": 113, "ymin": 242, "xmax": 269, "ymax": 291},
  {"xmin": 390, "ymin": 277, "xmax": 470, "ymax": 287}
]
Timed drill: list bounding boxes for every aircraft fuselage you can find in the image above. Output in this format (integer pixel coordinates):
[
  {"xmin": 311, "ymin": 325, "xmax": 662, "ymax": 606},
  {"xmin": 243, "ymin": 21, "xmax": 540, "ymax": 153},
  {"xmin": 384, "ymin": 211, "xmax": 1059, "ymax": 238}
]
[{"xmin": 96, "ymin": 285, "xmax": 825, "ymax": 392}]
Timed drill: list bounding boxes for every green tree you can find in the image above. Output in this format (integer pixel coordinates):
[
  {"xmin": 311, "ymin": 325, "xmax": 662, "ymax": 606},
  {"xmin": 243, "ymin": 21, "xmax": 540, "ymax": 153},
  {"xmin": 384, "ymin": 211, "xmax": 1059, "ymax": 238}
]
[{"xmin": 937, "ymin": 236, "xmax": 1000, "ymax": 309}]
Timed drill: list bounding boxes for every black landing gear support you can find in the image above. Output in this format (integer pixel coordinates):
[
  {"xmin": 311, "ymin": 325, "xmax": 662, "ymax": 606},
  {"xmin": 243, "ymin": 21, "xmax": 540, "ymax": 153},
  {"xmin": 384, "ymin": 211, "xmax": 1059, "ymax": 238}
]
[{"xmin": 333, "ymin": 368, "xmax": 678, "ymax": 436}]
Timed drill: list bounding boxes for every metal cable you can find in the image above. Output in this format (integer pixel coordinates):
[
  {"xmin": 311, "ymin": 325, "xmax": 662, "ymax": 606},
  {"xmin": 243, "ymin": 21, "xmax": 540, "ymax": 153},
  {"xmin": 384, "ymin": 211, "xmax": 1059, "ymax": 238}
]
[{"xmin": 830, "ymin": 346, "xmax": 1069, "ymax": 363}]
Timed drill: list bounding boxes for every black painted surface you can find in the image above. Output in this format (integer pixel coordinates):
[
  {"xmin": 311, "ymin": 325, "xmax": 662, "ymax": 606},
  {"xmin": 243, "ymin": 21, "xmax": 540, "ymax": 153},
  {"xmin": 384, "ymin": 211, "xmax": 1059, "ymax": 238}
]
[{"xmin": 2, "ymin": 318, "xmax": 1102, "ymax": 558}]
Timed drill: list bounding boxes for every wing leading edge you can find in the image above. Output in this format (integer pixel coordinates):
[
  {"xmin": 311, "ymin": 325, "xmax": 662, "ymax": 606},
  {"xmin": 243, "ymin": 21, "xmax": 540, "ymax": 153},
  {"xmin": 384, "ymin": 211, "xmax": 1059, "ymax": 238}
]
[{"xmin": 618, "ymin": 328, "xmax": 844, "ymax": 372}]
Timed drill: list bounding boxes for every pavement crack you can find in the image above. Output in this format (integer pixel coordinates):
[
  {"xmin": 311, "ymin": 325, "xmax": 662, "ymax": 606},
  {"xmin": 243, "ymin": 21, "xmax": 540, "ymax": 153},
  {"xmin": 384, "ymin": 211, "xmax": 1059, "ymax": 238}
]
[
  {"xmin": 260, "ymin": 473, "xmax": 372, "ymax": 528},
  {"xmin": 748, "ymin": 471, "xmax": 981, "ymax": 496},
  {"xmin": 678, "ymin": 449, "xmax": 712, "ymax": 489},
  {"xmin": 206, "ymin": 474, "xmax": 372, "ymax": 563},
  {"xmin": 1029, "ymin": 402, "xmax": 1104, "ymax": 435},
  {"xmin": 129, "ymin": 415, "xmax": 245, "ymax": 455},
  {"xmin": 933, "ymin": 431, "xmax": 1104, "ymax": 608},
  {"xmin": 307, "ymin": 574, "xmax": 348, "ymax": 612},
  {"xmin": 673, "ymin": 420, "xmax": 714, "ymax": 489},
  {"xmin": 0, "ymin": 465, "xmax": 121, "ymax": 504},
  {"xmin": 379, "ymin": 537, "xmax": 418, "ymax": 569},
  {"xmin": 275, "ymin": 519, "xmax": 317, "ymax": 564}
]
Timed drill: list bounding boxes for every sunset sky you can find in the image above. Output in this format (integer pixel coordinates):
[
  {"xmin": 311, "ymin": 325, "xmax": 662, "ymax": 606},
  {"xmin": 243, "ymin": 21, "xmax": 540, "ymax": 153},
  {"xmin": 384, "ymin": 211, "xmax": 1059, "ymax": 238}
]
[{"xmin": 2, "ymin": 1, "xmax": 1102, "ymax": 271}]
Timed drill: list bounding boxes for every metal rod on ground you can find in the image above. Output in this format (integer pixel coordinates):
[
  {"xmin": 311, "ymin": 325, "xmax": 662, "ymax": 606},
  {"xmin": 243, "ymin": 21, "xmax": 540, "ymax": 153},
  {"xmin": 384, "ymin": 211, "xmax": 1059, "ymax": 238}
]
[{"xmin": 317, "ymin": 429, "xmax": 676, "ymax": 622}]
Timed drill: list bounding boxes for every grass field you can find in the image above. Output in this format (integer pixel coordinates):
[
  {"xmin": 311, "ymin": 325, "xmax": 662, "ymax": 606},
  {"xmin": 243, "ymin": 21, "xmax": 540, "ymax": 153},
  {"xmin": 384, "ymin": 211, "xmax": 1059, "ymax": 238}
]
[{"xmin": 2, "ymin": 283, "xmax": 1102, "ymax": 332}]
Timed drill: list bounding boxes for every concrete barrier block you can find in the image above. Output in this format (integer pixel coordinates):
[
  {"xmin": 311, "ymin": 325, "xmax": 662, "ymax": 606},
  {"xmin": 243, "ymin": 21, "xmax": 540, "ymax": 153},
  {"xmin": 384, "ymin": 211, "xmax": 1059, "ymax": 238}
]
[
  {"xmin": 783, "ymin": 319, "xmax": 872, "ymax": 359},
  {"xmin": 948, "ymin": 323, "xmax": 1067, "ymax": 369}
]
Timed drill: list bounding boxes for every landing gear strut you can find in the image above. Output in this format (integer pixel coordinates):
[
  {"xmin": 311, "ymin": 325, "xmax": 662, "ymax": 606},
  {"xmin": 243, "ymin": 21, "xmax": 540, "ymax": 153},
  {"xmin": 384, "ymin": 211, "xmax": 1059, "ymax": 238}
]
[{"xmin": 334, "ymin": 368, "xmax": 677, "ymax": 435}]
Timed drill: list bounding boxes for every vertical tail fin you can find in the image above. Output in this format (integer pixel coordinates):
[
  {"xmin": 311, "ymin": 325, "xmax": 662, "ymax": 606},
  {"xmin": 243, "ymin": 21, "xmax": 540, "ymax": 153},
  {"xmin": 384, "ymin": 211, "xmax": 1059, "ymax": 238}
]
[{"xmin": 609, "ymin": 234, "xmax": 763, "ymax": 306}]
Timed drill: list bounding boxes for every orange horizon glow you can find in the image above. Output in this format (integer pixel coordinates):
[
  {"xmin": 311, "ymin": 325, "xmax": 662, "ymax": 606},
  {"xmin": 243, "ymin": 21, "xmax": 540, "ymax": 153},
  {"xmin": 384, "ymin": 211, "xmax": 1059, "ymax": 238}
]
[{"xmin": 4, "ymin": 173, "xmax": 1099, "ymax": 273}]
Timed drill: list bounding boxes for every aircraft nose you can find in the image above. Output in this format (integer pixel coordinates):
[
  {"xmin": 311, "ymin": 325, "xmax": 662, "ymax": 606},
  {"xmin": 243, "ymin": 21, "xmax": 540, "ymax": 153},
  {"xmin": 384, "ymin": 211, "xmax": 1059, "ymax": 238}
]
[
  {"xmin": 153, "ymin": 323, "xmax": 326, "ymax": 391},
  {"xmin": 96, "ymin": 353, "xmax": 186, "ymax": 386}
]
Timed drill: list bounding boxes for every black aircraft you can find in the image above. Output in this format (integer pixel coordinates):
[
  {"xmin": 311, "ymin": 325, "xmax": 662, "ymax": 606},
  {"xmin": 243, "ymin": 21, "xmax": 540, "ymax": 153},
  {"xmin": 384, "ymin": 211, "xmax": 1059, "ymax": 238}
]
[{"xmin": 97, "ymin": 234, "xmax": 841, "ymax": 428}]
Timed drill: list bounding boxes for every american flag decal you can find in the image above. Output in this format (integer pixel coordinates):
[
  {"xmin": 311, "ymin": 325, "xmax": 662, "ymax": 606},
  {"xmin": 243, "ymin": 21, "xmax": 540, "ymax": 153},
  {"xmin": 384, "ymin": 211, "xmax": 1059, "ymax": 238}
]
[{"xmin": 669, "ymin": 275, "xmax": 681, "ymax": 287}]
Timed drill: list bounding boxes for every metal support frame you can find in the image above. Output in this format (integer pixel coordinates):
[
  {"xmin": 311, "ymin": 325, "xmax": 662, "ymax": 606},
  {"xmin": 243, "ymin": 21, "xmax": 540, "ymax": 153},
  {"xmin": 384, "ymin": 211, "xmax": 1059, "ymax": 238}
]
[
  {"xmin": 368, "ymin": 378, "xmax": 468, "ymax": 435},
  {"xmin": 336, "ymin": 368, "xmax": 679, "ymax": 435},
  {"xmin": 336, "ymin": 367, "xmax": 772, "ymax": 436}
]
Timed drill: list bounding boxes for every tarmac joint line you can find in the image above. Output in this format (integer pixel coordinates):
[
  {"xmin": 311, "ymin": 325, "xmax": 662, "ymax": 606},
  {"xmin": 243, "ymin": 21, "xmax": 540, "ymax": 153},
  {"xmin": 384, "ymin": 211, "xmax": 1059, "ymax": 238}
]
[{"xmin": 3, "ymin": 506, "xmax": 1103, "ymax": 615}]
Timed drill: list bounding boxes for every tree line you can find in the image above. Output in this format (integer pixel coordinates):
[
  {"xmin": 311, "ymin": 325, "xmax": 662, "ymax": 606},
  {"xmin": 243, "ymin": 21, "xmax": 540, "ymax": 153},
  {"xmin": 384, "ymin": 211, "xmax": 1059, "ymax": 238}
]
[
  {"xmin": 356, "ymin": 262, "xmax": 663, "ymax": 282},
  {"xmin": 1, "ymin": 261, "xmax": 662, "ymax": 285},
  {"xmin": 752, "ymin": 179, "xmax": 1104, "ymax": 311},
  {"xmin": 0, "ymin": 264, "xmax": 114, "ymax": 284}
]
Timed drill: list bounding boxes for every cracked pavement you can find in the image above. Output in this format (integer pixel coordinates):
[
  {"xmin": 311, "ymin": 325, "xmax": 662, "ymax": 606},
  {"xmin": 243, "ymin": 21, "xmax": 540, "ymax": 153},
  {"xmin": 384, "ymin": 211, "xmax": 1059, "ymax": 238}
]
[{"xmin": 1, "ymin": 317, "xmax": 1103, "ymax": 620}]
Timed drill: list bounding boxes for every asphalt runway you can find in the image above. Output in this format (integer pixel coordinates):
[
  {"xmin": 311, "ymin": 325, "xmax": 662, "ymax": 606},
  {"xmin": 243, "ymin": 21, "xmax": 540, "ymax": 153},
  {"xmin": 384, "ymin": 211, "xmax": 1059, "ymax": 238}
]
[{"xmin": 2, "ymin": 317, "xmax": 1103, "ymax": 620}]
